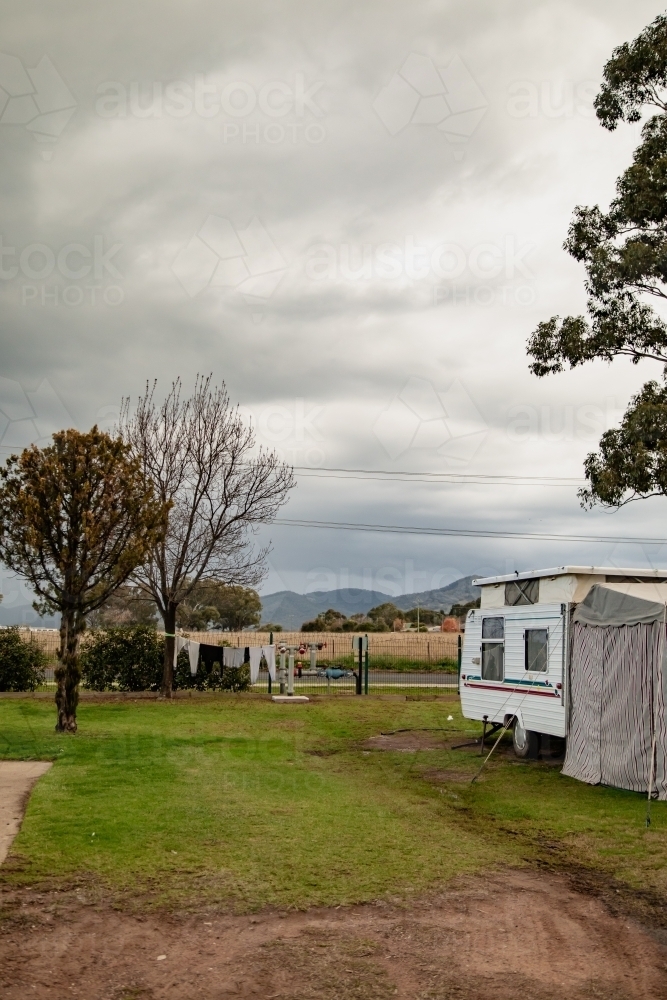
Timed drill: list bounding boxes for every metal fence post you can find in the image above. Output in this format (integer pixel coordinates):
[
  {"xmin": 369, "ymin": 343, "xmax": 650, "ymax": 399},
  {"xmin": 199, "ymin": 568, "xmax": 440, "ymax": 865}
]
[
  {"xmin": 457, "ymin": 633, "xmax": 462, "ymax": 694},
  {"xmin": 364, "ymin": 636, "xmax": 369, "ymax": 694},
  {"xmin": 268, "ymin": 631, "xmax": 273, "ymax": 693},
  {"xmin": 357, "ymin": 638, "xmax": 362, "ymax": 695}
]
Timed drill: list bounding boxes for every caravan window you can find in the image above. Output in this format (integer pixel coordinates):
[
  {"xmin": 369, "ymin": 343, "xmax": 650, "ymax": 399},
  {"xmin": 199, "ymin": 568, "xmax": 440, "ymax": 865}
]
[
  {"xmin": 525, "ymin": 629, "xmax": 548, "ymax": 672},
  {"xmin": 505, "ymin": 578, "xmax": 539, "ymax": 606},
  {"xmin": 481, "ymin": 617, "xmax": 504, "ymax": 681}
]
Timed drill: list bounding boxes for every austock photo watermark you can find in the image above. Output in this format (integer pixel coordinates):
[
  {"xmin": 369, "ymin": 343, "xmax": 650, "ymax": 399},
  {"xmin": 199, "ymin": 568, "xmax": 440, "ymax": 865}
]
[
  {"xmin": 0, "ymin": 51, "xmax": 76, "ymax": 159},
  {"xmin": 242, "ymin": 397, "xmax": 326, "ymax": 468},
  {"xmin": 305, "ymin": 235, "xmax": 536, "ymax": 307},
  {"xmin": 373, "ymin": 376, "xmax": 488, "ymax": 465},
  {"xmin": 0, "ymin": 375, "xmax": 72, "ymax": 458},
  {"xmin": 301, "ymin": 561, "xmax": 471, "ymax": 598},
  {"xmin": 171, "ymin": 215, "xmax": 287, "ymax": 301},
  {"xmin": 95, "ymin": 73, "xmax": 327, "ymax": 145},
  {"xmin": 506, "ymin": 79, "xmax": 598, "ymax": 119},
  {"xmin": 505, "ymin": 399, "xmax": 620, "ymax": 443},
  {"xmin": 0, "ymin": 234, "xmax": 124, "ymax": 307},
  {"xmin": 373, "ymin": 52, "xmax": 487, "ymax": 157}
]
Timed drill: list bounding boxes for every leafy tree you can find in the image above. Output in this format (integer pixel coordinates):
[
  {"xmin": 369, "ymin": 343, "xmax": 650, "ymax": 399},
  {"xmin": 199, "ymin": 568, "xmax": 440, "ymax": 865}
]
[
  {"xmin": 87, "ymin": 584, "xmax": 158, "ymax": 628},
  {"xmin": 302, "ymin": 608, "xmax": 347, "ymax": 631},
  {"xmin": 177, "ymin": 581, "xmax": 262, "ymax": 631},
  {"xmin": 527, "ymin": 15, "xmax": 667, "ymax": 507},
  {"xmin": 122, "ymin": 377, "xmax": 294, "ymax": 697},
  {"xmin": 367, "ymin": 602, "xmax": 404, "ymax": 627},
  {"xmin": 0, "ymin": 627, "xmax": 47, "ymax": 691},
  {"xmin": 259, "ymin": 622, "xmax": 283, "ymax": 632},
  {"xmin": 449, "ymin": 599, "xmax": 481, "ymax": 618},
  {"xmin": 0, "ymin": 429, "xmax": 167, "ymax": 731},
  {"xmin": 404, "ymin": 607, "xmax": 441, "ymax": 625}
]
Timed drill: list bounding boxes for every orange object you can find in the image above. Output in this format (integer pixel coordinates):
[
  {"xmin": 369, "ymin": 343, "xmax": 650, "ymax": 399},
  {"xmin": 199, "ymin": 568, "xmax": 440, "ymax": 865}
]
[{"xmin": 441, "ymin": 617, "xmax": 459, "ymax": 632}]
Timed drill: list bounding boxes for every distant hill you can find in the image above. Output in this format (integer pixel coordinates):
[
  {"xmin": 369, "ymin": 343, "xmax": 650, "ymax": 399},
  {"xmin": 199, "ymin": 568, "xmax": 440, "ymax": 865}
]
[
  {"xmin": 261, "ymin": 576, "xmax": 480, "ymax": 629},
  {"xmin": 260, "ymin": 588, "xmax": 396, "ymax": 629}
]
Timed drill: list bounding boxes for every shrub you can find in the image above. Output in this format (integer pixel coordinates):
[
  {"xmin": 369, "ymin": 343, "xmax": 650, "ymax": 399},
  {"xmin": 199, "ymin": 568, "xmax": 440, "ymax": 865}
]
[
  {"xmin": 81, "ymin": 625, "xmax": 163, "ymax": 691},
  {"xmin": 0, "ymin": 627, "xmax": 47, "ymax": 691},
  {"xmin": 221, "ymin": 664, "xmax": 250, "ymax": 692},
  {"xmin": 173, "ymin": 645, "xmax": 250, "ymax": 692}
]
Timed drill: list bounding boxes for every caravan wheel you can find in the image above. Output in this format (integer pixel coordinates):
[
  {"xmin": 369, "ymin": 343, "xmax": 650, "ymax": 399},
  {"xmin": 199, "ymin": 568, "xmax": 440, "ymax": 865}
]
[{"xmin": 512, "ymin": 719, "xmax": 539, "ymax": 759}]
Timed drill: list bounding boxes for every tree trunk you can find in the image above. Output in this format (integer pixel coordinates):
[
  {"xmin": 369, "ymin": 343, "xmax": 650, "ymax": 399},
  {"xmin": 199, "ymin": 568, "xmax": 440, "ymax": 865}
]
[
  {"xmin": 55, "ymin": 610, "xmax": 82, "ymax": 732},
  {"xmin": 161, "ymin": 604, "xmax": 177, "ymax": 697}
]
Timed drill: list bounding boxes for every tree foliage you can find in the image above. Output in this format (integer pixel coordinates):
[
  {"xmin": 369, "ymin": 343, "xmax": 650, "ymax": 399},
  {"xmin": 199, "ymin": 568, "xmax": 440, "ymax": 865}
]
[
  {"xmin": 0, "ymin": 627, "xmax": 47, "ymax": 692},
  {"xmin": 87, "ymin": 584, "xmax": 158, "ymax": 628},
  {"xmin": 527, "ymin": 14, "xmax": 667, "ymax": 510},
  {"xmin": 0, "ymin": 428, "xmax": 167, "ymax": 730},
  {"xmin": 176, "ymin": 581, "xmax": 262, "ymax": 631}
]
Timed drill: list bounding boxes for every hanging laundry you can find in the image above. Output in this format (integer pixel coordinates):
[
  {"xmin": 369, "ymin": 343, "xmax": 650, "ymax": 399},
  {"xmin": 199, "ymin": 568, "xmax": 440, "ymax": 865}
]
[
  {"xmin": 187, "ymin": 640, "xmax": 200, "ymax": 676},
  {"xmin": 199, "ymin": 643, "xmax": 224, "ymax": 672},
  {"xmin": 261, "ymin": 645, "xmax": 276, "ymax": 681},
  {"xmin": 248, "ymin": 647, "xmax": 263, "ymax": 684},
  {"xmin": 223, "ymin": 647, "xmax": 244, "ymax": 669},
  {"xmin": 173, "ymin": 635, "xmax": 189, "ymax": 667}
]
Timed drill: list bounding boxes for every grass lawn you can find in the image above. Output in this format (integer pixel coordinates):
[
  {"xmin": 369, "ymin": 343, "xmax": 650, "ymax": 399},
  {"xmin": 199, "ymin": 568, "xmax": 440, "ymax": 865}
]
[{"xmin": 1, "ymin": 694, "xmax": 666, "ymax": 912}]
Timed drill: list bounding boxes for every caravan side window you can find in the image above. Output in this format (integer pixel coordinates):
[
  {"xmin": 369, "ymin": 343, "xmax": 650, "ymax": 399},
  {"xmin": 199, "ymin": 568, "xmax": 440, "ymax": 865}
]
[
  {"xmin": 525, "ymin": 629, "xmax": 548, "ymax": 672},
  {"xmin": 481, "ymin": 617, "xmax": 504, "ymax": 681}
]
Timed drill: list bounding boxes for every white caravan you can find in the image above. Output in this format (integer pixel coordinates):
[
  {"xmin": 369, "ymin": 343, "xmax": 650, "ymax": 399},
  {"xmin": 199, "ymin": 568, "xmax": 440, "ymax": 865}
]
[{"xmin": 460, "ymin": 566, "xmax": 667, "ymax": 758}]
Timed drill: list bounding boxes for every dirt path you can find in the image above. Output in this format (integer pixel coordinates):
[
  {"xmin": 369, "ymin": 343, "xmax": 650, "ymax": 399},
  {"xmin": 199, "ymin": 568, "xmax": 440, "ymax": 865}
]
[
  {"xmin": 1, "ymin": 870, "xmax": 666, "ymax": 999},
  {"xmin": 0, "ymin": 761, "xmax": 51, "ymax": 865}
]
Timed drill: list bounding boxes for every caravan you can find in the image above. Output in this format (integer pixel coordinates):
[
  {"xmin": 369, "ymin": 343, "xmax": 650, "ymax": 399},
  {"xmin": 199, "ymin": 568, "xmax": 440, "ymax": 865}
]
[{"xmin": 460, "ymin": 567, "xmax": 667, "ymax": 796}]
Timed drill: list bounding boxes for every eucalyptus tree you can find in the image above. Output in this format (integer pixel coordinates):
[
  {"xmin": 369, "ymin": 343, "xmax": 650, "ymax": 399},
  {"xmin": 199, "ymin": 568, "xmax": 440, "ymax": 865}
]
[{"xmin": 528, "ymin": 15, "xmax": 667, "ymax": 508}]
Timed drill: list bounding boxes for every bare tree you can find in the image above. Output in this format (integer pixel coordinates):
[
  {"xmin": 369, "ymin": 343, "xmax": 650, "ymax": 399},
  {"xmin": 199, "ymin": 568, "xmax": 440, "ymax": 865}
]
[{"xmin": 121, "ymin": 377, "xmax": 295, "ymax": 696}]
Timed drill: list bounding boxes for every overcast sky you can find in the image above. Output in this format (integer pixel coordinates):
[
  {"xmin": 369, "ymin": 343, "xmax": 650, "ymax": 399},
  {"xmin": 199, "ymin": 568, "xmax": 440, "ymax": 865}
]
[{"xmin": 1, "ymin": 1, "xmax": 667, "ymax": 620}]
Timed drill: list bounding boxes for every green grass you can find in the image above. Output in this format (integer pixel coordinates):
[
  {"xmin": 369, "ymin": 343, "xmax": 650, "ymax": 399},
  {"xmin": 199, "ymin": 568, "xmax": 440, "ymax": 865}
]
[{"xmin": 1, "ymin": 694, "xmax": 666, "ymax": 913}]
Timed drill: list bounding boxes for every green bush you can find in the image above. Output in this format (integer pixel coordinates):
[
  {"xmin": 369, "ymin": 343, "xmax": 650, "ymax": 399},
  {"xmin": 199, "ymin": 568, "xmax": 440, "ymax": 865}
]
[
  {"xmin": 173, "ymin": 645, "xmax": 250, "ymax": 691},
  {"xmin": 81, "ymin": 626, "xmax": 163, "ymax": 691},
  {"xmin": 221, "ymin": 663, "xmax": 250, "ymax": 692},
  {"xmin": 0, "ymin": 627, "xmax": 47, "ymax": 691}
]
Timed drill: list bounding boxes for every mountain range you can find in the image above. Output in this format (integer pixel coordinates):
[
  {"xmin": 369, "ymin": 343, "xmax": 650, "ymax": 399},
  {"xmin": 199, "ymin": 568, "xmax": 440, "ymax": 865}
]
[{"xmin": 260, "ymin": 575, "xmax": 480, "ymax": 629}]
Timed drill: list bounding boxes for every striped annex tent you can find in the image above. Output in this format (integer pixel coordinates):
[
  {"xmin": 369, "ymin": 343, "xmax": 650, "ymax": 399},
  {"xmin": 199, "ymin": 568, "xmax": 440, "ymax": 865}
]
[{"xmin": 563, "ymin": 586, "xmax": 667, "ymax": 798}]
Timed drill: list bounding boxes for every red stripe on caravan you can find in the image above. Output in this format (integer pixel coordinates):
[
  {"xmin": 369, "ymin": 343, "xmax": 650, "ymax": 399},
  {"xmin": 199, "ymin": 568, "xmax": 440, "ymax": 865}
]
[{"xmin": 464, "ymin": 682, "xmax": 559, "ymax": 698}]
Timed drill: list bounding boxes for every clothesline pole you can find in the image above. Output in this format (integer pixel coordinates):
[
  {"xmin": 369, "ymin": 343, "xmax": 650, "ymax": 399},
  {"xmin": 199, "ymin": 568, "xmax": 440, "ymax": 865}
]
[{"xmin": 268, "ymin": 632, "xmax": 273, "ymax": 693}]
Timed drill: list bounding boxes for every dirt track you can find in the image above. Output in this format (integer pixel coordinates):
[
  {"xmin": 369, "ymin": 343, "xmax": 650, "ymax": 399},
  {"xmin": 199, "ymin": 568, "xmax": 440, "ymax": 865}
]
[
  {"xmin": 2, "ymin": 870, "xmax": 666, "ymax": 999},
  {"xmin": 0, "ymin": 761, "xmax": 52, "ymax": 865}
]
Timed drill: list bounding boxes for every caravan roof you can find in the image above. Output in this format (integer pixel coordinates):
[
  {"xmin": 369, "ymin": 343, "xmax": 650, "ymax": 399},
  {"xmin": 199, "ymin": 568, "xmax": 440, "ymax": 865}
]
[{"xmin": 473, "ymin": 566, "xmax": 667, "ymax": 586}]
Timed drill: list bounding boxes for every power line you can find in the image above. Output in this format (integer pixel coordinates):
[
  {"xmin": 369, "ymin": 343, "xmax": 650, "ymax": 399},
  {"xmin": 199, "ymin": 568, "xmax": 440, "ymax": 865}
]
[
  {"xmin": 291, "ymin": 465, "xmax": 585, "ymax": 487},
  {"xmin": 273, "ymin": 516, "xmax": 667, "ymax": 546},
  {"xmin": 295, "ymin": 471, "xmax": 583, "ymax": 488}
]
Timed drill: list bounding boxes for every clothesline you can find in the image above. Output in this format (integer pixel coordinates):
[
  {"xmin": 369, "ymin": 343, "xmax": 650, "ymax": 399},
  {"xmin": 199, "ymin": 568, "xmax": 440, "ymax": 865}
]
[{"xmin": 171, "ymin": 637, "xmax": 276, "ymax": 680}]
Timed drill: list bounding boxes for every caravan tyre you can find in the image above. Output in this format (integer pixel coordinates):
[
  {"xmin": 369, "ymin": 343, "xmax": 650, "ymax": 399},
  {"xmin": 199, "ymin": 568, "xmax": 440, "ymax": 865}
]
[{"xmin": 512, "ymin": 719, "xmax": 539, "ymax": 759}]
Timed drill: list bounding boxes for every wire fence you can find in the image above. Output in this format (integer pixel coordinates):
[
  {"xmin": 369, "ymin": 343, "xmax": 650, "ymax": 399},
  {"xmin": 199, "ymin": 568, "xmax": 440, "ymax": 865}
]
[{"xmin": 13, "ymin": 627, "xmax": 461, "ymax": 695}]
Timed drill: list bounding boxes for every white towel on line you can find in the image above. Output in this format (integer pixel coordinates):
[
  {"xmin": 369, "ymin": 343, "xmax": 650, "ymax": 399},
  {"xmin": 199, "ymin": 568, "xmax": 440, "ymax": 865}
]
[
  {"xmin": 248, "ymin": 647, "xmax": 263, "ymax": 684},
  {"xmin": 188, "ymin": 640, "xmax": 200, "ymax": 676},
  {"xmin": 173, "ymin": 635, "xmax": 188, "ymax": 667},
  {"xmin": 223, "ymin": 647, "xmax": 244, "ymax": 669},
  {"xmin": 261, "ymin": 645, "xmax": 276, "ymax": 681}
]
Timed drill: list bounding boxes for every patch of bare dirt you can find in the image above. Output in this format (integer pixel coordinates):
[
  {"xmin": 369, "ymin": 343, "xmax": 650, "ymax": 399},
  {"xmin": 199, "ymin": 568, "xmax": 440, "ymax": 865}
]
[
  {"xmin": 1, "ymin": 871, "xmax": 666, "ymax": 999},
  {"xmin": 0, "ymin": 762, "xmax": 52, "ymax": 864},
  {"xmin": 363, "ymin": 730, "xmax": 452, "ymax": 752}
]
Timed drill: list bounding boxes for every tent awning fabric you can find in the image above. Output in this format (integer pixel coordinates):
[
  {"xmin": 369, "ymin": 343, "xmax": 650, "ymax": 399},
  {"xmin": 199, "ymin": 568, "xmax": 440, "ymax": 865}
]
[
  {"xmin": 572, "ymin": 585, "xmax": 667, "ymax": 626},
  {"xmin": 564, "ymin": 587, "xmax": 667, "ymax": 799}
]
